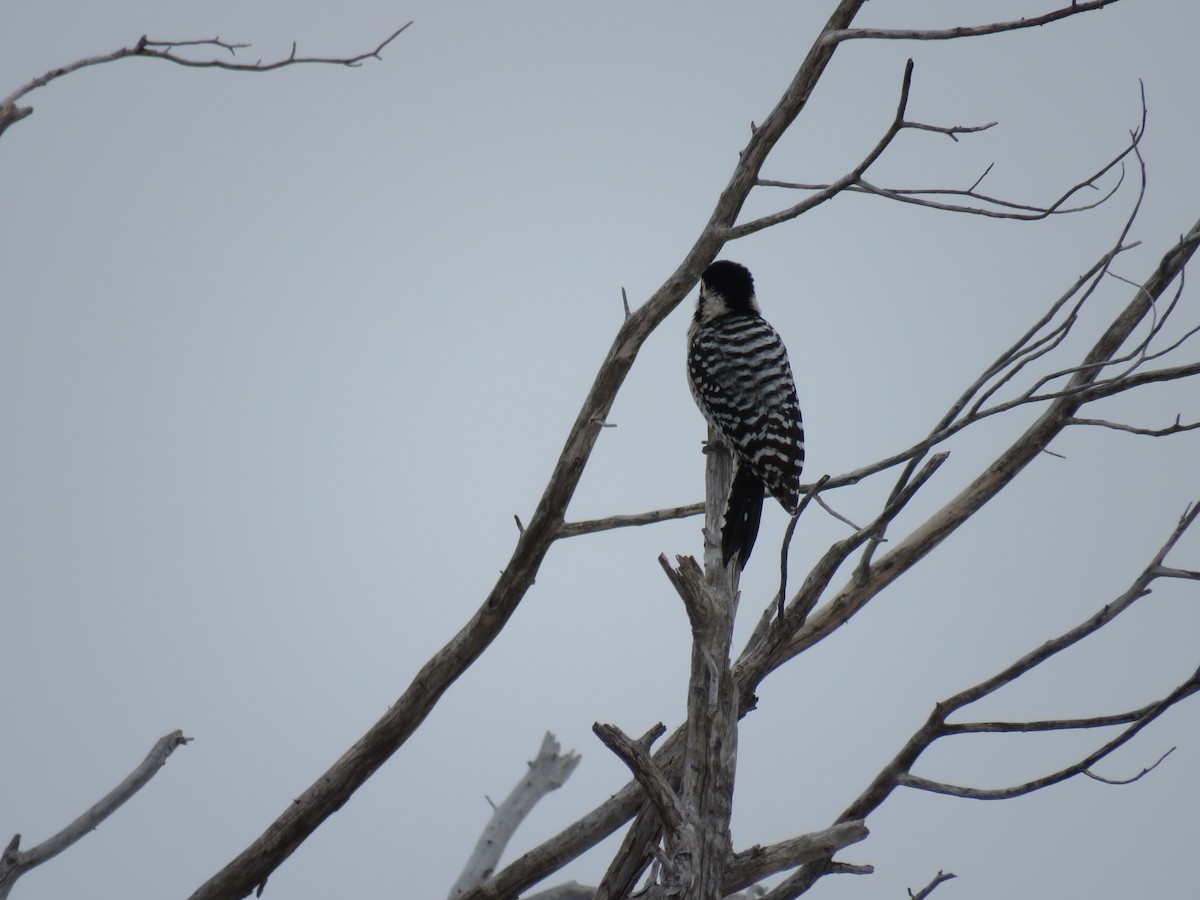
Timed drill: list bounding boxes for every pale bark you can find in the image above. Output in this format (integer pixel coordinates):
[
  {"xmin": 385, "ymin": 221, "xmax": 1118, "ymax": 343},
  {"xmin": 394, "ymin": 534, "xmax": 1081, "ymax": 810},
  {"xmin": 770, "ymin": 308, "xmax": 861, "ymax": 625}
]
[
  {"xmin": 0, "ymin": 731, "xmax": 190, "ymax": 900},
  {"xmin": 448, "ymin": 734, "xmax": 580, "ymax": 900}
]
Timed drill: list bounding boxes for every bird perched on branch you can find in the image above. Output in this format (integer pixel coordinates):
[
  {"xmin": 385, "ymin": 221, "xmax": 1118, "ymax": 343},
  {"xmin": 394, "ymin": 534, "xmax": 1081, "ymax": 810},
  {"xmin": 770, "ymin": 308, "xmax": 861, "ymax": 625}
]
[{"xmin": 687, "ymin": 260, "xmax": 805, "ymax": 569}]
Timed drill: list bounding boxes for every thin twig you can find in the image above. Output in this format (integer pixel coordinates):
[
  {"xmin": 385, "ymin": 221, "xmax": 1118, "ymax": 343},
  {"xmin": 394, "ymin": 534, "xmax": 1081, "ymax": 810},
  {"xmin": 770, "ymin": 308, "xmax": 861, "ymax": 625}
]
[
  {"xmin": 813, "ymin": 495, "xmax": 861, "ymax": 530},
  {"xmin": 909, "ymin": 870, "xmax": 957, "ymax": 900},
  {"xmin": 854, "ymin": 170, "xmax": 1122, "ymax": 221},
  {"xmin": 775, "ymin": 476, "xmax": 830, "ymax": 624},
  {"xmin": 1067, "ymin": 416, "xmax": 1200, "ymax": 437},
  {"xmin": 902, "ymin": 120, "xmax": 996, "ymax": 142},
  {"xmin": 757, "ymin": 172, "xmax": 1117, "ymax": 218},
  {"xmin": 0, "ymin": 26, "xmax": 412, "ymax": 139},
  {"xmin": 136, "ymin": 26, "xmax": 411, "ymax": 71},
  {"xmin": 823, "ymin": 1, "xmax": 1120, "ymax": 45},
  {"xmin": 558, "ymin": 503, "xmax": 704, "ymax": 539},
  {"xmin": 1084, "ymin": 747, "xmax": 1176, "ymax": 785},
  {"xmin": 764, "ymin": 453, "xmax": 947, "ymax": 647},
  {"xmin": 944, "ymin": 701, "xmax": 1165, "ymax": 734}
]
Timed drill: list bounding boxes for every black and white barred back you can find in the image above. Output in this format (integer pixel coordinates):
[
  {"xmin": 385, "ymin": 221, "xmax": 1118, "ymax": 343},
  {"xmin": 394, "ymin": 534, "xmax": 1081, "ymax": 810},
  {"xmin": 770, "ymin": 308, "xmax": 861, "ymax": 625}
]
[{"xmin": 687, "ymin": 261, "xmax": 805, "ymax": 568}]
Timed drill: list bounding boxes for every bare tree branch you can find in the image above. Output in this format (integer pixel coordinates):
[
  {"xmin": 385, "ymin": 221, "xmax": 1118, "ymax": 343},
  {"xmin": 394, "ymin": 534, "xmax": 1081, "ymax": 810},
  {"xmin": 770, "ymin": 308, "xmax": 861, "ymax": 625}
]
[
  {"xmin": 558, "ymin": 503, "xmax": 704, "ymax": 539},
  {"xmin": 852, "ymin": 168, "xmax": 1121, "ymax": 221},
  {"xmin": 758, "ymin": 166, "xmax": 1120, "ymax": 217},
  {"xmin": 738, "ymin": 452, "xmax": 948, "ymax": 673},
  {"xmin": 524, "ymin": 883, "xmax": 596, "ymax": 900},
  {"xmin": 762, "ymin": 218, "xmax": 1200, "ymax": 680},
  {"xmin": 823, "ymin": 1, "xmax": 1120, "ymax": 45},
  {"xmin": 908, "ymin": 870, "xmax": 957, "ymax": 900},
  {"xmin": 757, "ymin": 856, "xmax": 872, "ymax": 900},
  {"xmin": 898, "ymin": 670, "xmax": 1197, "ymax": 799},
  {"xmin": 133, "ymin": 29, "xmax": 410, "ymax": 71},
  {"xmin": 1067, "ymin": 415, "xmax": 1200, "ymax": 437},
  {"xmin": 1073, "ymin": 361, "xmax": 1200, "ymax": 402},
  {"xmin": 726, "ymin": 57, "xmax": 919, "ymax": 241},
  {"xmin": 448, "ymin": 733, "xmax": 581, "ymax": 900},
  {"xmin": 595, "ymin": 800, "xmax": 668, "ymax": 900},
  {"xmin": 592, "ymin": 724, "xmax": 681, "ymax": 834},
  {"xmin": 812, "ymin": 494, "xmax": 861, "ymax": 530},
  {"xmin": 943, "ymin": 701, "xmax": 1170, "ymax": 734},
  {"xmin": 775, "ymin": 476, "xmax": 831, "ymax": 624},
  {"xmin": 840, "ymin": 503, "xmax": 1200, "ymax": 820},
  {"xmin": 758, "ymin": 151, "xmax": 1123, "ymax": 217},
  {"xmin": 743, "ymin": 19, "xmax": 1142, "ymax": 235},
  {"xmin": 0, "ymin": 731, "xmax": 190, "ymax": 900},
  {"xmin": 789, "ymin": 241, "xmax": 1141, "ymax": 499},
  {"xmin": 1153, "ymin": 565, "xmax": 1200, "ymax": 581},
  {"xmin": 724, "ymin": 821, "xmax": 869, "ymax": 894},
  {"xmin": 826, "ymin": 862, "xmax": 873, "ymax": 876},
  {"xmin": 1084, "ymin": 747, "xmax": 1176, "ymax": 785},
  {"xmin": 0, "ymin": 26, "xmax": 411, "ymax": 139},
  {"xmin": 760, "ymin": 135, "xmax": 1133, "ymax": 222}
]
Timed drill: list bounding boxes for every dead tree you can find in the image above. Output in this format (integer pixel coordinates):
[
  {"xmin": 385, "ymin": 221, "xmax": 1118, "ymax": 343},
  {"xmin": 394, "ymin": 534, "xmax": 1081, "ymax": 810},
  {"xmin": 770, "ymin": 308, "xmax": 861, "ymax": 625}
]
[{"xmin": 3, "ymin": 2, "xmax": 1197, "ymax": 899}]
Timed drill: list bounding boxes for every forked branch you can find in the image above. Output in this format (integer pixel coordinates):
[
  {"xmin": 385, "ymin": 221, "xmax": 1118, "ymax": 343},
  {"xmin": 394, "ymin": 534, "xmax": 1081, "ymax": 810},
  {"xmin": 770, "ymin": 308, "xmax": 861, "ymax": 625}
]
[
  {"xmin": 740, "ymin": 52, "xmax": 1138, "ymax": 237},
  {"xmin": 727, "ymin": 58, "xmax": 922, "ymax": 241},
  {"xmin": 840, "ymin": 503, "xmax": 1200, "ymax": 821},
  {"xmin": 592, "ymin": 724, "xmax": 682, "ymax": 834}
]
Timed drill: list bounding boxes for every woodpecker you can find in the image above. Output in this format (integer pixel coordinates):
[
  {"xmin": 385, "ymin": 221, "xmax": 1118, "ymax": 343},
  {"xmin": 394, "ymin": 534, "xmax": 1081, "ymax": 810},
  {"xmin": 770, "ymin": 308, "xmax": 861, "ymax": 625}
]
[{"xmin": 687, "ymin": 260, "xmax": 805, "ymax": 569}]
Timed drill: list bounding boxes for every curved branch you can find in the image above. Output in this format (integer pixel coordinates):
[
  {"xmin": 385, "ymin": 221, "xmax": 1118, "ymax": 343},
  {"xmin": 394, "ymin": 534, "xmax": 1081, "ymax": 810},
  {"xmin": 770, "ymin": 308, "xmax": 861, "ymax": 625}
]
[
  {"xmin": 944, "ymin": 701, "xmax": 1169, "ymax": 734},
  {"xmin": 1085, "ymin": 747, "xmax": 1176, "ymax": 785},
  {"xmin": 1067, "ymin": 415, "xmax": 1200, "ymax": 437},
  {"xmin": 0, "ymin": 731, "xmax": 190, "ymax": 900},
  {"xmin": 909, "ymin": 871, "xmax": 957, "ymax": 900},
  {"xmin": 0, "ymin": 26, "xmax": 410, "ymax": 140},
  {"xmin": 823, "ymin": 0, "xmax": 1120, "ymax": 45}
]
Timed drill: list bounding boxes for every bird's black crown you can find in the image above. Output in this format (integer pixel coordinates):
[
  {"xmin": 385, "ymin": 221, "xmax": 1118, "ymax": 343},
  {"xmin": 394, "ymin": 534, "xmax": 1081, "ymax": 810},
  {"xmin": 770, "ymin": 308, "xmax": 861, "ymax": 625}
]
[{"xmin": 702, "ymin": 260, "xmax": 756, "ymax": 309}]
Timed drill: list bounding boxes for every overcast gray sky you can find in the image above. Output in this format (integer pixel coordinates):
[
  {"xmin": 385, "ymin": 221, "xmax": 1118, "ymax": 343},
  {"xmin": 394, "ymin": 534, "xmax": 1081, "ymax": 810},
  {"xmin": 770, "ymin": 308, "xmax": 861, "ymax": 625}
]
[{"xmin": 2, "ymin": 2, "xmax": 1199, "ymax": 898}]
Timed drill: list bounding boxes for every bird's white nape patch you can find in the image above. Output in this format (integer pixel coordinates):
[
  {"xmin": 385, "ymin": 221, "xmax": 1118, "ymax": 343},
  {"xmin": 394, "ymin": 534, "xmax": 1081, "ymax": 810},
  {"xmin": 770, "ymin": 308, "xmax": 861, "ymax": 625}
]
[{"xmin": 697, "ymin": 285, "xmax": 730, "ymax": 323}]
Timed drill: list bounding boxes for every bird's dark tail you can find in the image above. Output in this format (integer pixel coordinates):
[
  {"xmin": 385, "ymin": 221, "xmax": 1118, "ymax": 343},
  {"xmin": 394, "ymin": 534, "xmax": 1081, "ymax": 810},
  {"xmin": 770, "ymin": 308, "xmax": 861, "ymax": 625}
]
[{"xmin": 722, "ymin": 464, "xmax": 765, "ymax": 570}]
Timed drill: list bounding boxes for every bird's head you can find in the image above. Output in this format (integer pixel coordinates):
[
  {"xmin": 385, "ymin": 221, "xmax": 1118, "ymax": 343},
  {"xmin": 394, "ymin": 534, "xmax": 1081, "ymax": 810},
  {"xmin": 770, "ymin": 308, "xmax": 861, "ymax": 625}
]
[{"xmin": 696, "ymin": 260, "xmax": 759, "ymax": 324}]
